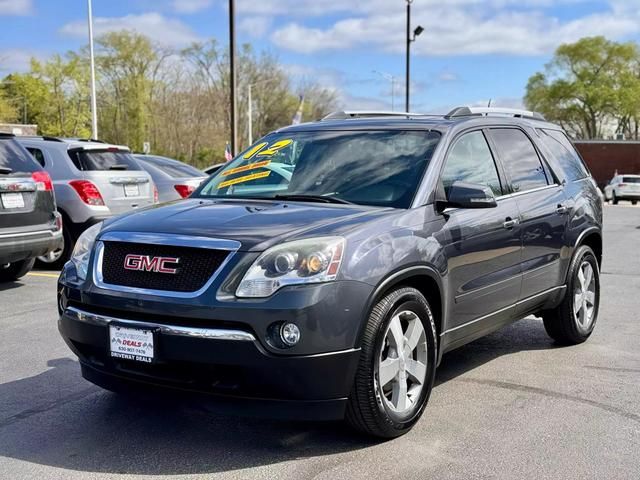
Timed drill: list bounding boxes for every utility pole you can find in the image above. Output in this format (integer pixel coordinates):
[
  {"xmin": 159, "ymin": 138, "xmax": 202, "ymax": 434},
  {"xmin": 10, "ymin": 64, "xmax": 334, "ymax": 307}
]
[
  {"xmin": 405, "ymin": 0, "xmax": 424, "ymax": 112},
  {"xmin": 373, "ymin": 70, "xmax": 396, "ymax": 112},
  {"xmin": 248, "ymin": 83, "xmax": 253, "ymax": 146},
  {"xmin": 229, "ymin": 0, "xmax": 238, "ymax": 156},
  {"xmin": 87, "ymin": 0, "xmax": 98, "ymax": 139}
]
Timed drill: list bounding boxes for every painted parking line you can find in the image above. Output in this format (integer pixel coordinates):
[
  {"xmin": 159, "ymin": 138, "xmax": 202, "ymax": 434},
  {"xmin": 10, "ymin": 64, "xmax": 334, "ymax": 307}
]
[{"xmin": 27, "ymin": 272, "xmax": 60, "ymax": 278}]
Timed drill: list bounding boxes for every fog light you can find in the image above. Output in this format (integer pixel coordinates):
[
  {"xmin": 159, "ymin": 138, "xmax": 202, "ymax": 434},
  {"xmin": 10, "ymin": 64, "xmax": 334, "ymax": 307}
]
[{"xmin": 280, "ymin": 323, "xmax": 301, "ymax": 346}]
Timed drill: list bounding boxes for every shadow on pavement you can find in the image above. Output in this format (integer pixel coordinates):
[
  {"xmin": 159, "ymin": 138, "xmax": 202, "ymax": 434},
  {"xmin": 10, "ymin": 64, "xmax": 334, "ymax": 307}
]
[
  {"xmin": 0, "ymin": 317, "xmax": 558, "ymax": 476},
  {"xmin": 0, "ymin": 279, "xmax": 26, "ymax": 292}
]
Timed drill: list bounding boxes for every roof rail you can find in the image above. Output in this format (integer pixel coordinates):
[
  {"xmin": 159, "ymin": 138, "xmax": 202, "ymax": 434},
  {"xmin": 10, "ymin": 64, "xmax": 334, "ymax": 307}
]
[
  {"xmin": 322, "ymin": 110, "xmax": 427, "ymax": 121},
  {"xmin": 445, "ymin": 106, "xmax": 546, "ymax": 121}
]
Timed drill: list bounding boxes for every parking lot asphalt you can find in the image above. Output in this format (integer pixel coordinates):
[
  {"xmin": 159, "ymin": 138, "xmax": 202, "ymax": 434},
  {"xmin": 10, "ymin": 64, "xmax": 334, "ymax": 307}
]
[{"xmin": 1, "ymin": 204, "xmax": 639, "ymax": 480}]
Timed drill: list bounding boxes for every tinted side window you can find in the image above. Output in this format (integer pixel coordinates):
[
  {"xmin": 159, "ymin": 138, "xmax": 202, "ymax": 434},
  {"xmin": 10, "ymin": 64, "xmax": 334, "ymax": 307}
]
[
  {"xmin": 26, "ymin": 147, "xmax": 46, "ymax": 167},
  {"xmin": 0, "ymin": 138, "xmax": 39, "ymax": 174},
  {"xmin": 441, "ymin": 131, "xmax": 502, "ymax": 197},
  {"xmin": 490, "ymin": 129, "xmax": 548, "ymax": 193},
  {"xmin": 538, "ymin": 129, "xmax": 588, "ymax": 181}
]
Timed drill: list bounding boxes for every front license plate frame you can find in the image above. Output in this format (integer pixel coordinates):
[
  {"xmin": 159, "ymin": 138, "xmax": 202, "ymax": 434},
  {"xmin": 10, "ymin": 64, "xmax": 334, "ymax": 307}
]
[{"xmin": 109, "ymin": 324, "xmax": 155, "ymax": 363}]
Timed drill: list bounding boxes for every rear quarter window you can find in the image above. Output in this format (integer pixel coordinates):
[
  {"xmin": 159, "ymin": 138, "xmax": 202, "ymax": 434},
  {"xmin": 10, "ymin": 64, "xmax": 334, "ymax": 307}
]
[
  {"xmin": 0, "ymin": 138, "xmax": 40, "ymax": 174},
  {"xmin": 538, "ymin": 129, "xmax": 589, "ymax": 182}
]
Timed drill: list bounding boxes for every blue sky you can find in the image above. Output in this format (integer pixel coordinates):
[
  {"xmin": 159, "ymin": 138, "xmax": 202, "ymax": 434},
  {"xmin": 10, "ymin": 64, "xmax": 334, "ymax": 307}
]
[{"xmin": 2, "ymin": 0, "xmax": 640, "ymax": 114}]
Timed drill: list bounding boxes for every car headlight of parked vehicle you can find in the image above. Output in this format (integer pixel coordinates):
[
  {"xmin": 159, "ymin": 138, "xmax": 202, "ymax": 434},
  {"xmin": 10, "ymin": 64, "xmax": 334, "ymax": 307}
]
[
  {"xmin": 70, "ymin": 222, "xmax": 103, "ymax": 281},
  {"xmin": 236, "ymin": 237, "xmax": 345, "ymax": 298}
]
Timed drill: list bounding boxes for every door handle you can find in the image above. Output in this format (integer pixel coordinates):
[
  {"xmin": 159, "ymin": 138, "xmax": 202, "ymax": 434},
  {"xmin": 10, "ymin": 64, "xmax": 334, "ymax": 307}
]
[
  {"xmin": 556, "ymin": 204, "xmax": 568, "ymax": 215},
  {"xmin": 503, "ymin": 218, "xmax": 519, "ymax": 229}
]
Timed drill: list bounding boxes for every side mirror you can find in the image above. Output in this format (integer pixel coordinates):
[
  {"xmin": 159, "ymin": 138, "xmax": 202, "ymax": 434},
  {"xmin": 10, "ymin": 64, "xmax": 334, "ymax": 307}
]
[{"xmin": 440, "ymin": 181, "xmax": 498, "ymax": 209}]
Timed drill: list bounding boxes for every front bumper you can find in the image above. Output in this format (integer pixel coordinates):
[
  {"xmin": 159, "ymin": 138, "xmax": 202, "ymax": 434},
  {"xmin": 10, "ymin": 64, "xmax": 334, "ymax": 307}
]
[
  {"xmin": 0, "ymin": 225, "xmax": 63, "ymax": 264},
  {"xmin": 58, "ymin": 304, "xmax": 361, "ymax": 420}
]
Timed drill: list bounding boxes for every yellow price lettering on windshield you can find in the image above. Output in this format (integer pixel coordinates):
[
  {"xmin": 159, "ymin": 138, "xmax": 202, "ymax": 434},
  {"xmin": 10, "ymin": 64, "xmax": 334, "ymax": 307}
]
[
  {"xmin": 243, "ymin": 142, "xmax": 268, "ymax": 160},
  {"xmin": 222, "ymin": 160, "xmax": 270, "ymax": 177},
  {"xmin": 257, "ymin": 139, "xmax": 293, "ymax": 157},
  {"xmin": 217, "ymin": 170, "xmax": 271, "ymax": 189}
]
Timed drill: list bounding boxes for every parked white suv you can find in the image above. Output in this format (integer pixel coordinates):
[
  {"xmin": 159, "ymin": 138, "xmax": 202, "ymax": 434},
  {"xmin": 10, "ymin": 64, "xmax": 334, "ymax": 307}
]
[
  {"xmin": 17, "ymin": 137, "xmax": 157, "ymax": 267},
  {"xmin": 603, "ymin": 174, "xmax": 640, "ymax": 205}
]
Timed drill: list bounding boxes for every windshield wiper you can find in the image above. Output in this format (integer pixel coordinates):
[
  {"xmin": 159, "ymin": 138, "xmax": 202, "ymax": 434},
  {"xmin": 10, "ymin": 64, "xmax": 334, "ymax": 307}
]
[
  {"xmin": 109, "ymin": 164, "xmax": 129, "ymax": 170},
  {"xmin": 0, "ymin": 167, "xmax": 12, "ymax": 174},
  {"xmin": 274, "ymin": 194, "xmax": 353, "ymax": 205}
]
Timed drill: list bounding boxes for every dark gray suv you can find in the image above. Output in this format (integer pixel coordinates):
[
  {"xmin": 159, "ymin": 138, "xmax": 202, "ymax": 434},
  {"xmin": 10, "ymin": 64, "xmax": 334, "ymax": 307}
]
[{"xmin": 57, "ymin": 108, "xmax": 603, "ymax": 438}]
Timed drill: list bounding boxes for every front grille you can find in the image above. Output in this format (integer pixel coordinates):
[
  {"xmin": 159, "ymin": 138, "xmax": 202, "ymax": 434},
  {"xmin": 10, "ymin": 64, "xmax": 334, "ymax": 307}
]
[{"xmin": 100, "ymin": 241, "xmax": 229, "ymax": 292}]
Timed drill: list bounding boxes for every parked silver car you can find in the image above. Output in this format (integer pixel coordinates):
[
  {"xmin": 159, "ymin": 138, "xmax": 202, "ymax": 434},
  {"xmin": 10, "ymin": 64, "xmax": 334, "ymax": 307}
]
[
  {"xmin": 134, "ymin": 155, "xmax": 207, "ymax": 202},
  {"xmin": 603, "ymin": 174, "xmax": 640, "ymax": 204},
  {"xmin": 17, "ymin": 137, "xmax": 156, "ymax": 267}
]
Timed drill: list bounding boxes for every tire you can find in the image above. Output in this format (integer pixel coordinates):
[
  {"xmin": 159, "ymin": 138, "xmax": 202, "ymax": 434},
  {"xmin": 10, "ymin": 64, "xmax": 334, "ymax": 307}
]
[
  {"xmin": 36, "ymin": 224, "xmax": 73, "ymax": 270},
  {"xmin": 543, "ymin": 246, "xmax": 600, "ymax": 345},
  {"xmin": 0, "ymin": 258, "xmax": 36, "ymax": 282},
  {"xmin": 632, "ymin": 201, "xmax": 638, "ymax": 206},
  {"xmin": 612, "ymin": 192, "xmax": 619, "ymax": 205},
  {"xmin": 345, "ymin": 287, "xmax": 437, "ymax": 438}
]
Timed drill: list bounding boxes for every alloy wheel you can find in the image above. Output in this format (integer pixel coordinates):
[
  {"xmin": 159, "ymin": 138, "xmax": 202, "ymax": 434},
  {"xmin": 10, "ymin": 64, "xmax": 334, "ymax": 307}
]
[
  {"xmin": 574, "ymin": 261, "xmax": 596, "ymax": 332},
  {"xmin": 376, "ymin": 310, "xmax": 428, "ymax": 414}
]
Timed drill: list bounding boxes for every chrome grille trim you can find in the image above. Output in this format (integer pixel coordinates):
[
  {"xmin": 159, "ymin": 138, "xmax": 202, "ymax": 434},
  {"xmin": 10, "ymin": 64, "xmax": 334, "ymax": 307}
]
[{"xmin": 92, "ymin": 231, "xmax": 240, "ymax": 298}]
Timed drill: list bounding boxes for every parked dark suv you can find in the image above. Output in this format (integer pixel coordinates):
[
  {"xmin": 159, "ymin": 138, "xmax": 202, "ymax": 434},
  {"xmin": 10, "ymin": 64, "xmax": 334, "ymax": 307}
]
[
  {"xmin": 57, "ymin": 108, "xmax": 603, "ymax": 438},
  {"xmin": 1, "ymin": 133, "xmax": 62, "ymax": 281}
]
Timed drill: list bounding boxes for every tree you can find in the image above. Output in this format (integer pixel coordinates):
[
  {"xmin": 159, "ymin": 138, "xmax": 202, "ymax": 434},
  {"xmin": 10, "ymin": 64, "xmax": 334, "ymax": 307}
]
[
  {"xmin": 0, "ymin": 90, "xmax": 18, "ymax": 123},
  {"xmin": 525, "ymin": 36, "xmax": 639, "ymax": 139}
]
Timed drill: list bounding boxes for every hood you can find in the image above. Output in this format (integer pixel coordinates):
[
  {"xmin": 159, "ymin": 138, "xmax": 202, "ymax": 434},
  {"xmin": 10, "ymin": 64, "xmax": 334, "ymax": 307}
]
[{"xmin": 102, "ymin": 198, "xmax": 394, "ymax": 251}]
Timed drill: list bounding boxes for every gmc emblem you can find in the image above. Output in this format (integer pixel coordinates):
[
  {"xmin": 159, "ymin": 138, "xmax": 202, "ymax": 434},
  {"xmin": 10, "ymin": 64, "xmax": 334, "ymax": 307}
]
[{"xmin": 123, "ymin": 254, "xmax": 180, "ymax": 274}]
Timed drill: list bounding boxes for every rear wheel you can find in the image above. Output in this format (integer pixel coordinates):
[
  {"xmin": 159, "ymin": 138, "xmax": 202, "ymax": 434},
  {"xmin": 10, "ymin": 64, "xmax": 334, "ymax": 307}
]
[
  {"xmin": 346, "ymin": 287, "xmax": 437, "ymax": 438},
  {"xmin": 36, "ymin": 225, "xmax": 73, "ymax": 270},
  {"xmin": 543, "ymin": 246, "xmax": 599, "ymax": 345},
  {"xmin": 0, "ymin": 258, "xmax": 35, "ymax": 282},
  {"xmin": 632, "ymin": 201, "xmax": 638, "ymax": 206}
]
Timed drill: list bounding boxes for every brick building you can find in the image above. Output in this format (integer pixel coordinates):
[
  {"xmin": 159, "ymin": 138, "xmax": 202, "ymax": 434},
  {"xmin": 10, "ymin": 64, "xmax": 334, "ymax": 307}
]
[{"xmin": 574, "ymin": 141, "xmax": 640, "ymax": 188}]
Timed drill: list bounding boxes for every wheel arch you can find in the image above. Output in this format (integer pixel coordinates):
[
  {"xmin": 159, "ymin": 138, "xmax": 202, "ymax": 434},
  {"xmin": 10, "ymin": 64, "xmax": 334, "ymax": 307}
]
[
  {"xmin": 357, "ymin": 266, "xmax": 445, "ymax": 349},
  {"xmin": 575, "ymin": 228, "xmax": 603, "ymax": 270}
]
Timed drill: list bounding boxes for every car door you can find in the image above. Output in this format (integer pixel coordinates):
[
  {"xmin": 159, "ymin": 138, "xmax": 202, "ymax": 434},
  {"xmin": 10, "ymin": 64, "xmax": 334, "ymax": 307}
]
[
  {"xmin": 436, "ymin": 130, "xmax": 523, "ymax": 340},
  {"xmin": 488, "ymin": 127, "xmax": 568, "ymax": 306}
]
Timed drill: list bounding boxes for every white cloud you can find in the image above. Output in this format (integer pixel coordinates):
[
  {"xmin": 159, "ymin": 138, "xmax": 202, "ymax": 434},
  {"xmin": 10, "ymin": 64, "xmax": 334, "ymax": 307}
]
[
  {"xmin": 271, "ymin": 1, "xmax": 640, "ymax": 57},
  {"xmin": 0, "ymin": 49, "xmax": 39, "ymax": 73},
  {"xmin": 171, "ymin": 0, "xmax": 212, "ymax": 14},
  {"xmin": 239, "ymin": 16, "xmax": 273, "ymax": 38},
  {"xmin": 60, "ymin": 13, "xmax": 200, "ymax": 47},
  {"xmin": 0, "ymin": 0, "xmax": 32, "ymax": 15}
]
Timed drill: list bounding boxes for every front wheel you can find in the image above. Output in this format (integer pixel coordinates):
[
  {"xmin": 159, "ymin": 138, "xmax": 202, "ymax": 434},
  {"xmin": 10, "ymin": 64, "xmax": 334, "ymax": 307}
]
[
  {"xmin": 543, "ymin": 246, "xmax": 600, "ymax": 345},
  {"xmin": 612, "ymin": 192, "xmax": 619, "ymax": 205},
  {"xmin": 345, "ymin": 287, "xmax": 437, "ymax": 438}
]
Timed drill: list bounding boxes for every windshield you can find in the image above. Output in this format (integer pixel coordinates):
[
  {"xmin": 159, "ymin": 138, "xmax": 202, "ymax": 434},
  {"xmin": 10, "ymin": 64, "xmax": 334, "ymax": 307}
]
[
  {"xmin": 196, "ymin": 130, "xmax": 441, "ymax": 208},
  {"xmin": 68, "ymin": 149, "xmax": 141, "ymax": 171}
]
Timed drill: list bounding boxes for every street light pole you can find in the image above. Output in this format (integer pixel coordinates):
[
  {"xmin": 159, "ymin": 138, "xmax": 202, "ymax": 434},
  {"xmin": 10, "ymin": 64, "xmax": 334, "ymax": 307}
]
[
  {"xmin": 229, "ymin": 0, "xmax": 238, "ymax": 156},
  {"xmin": 405, "ymin": 0, "xmax": 411, "ymax": 113},
  {"xmin": 87, "ymin": 0, "xmax": 98, "ymax": 139},
  {"xmin": 405, "ymin": 0, "xmax": 424, "ymax": 113}
]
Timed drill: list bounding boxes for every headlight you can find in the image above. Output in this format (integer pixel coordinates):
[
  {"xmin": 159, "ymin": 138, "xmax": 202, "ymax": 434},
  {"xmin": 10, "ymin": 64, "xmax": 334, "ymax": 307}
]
[
  {"xmin": 71, "ymin": 222, "xmax": 103, "ymax": 280},
  {"xmin": 236, "ymin": 237, "xmax": 345, "ymax": 298}
]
